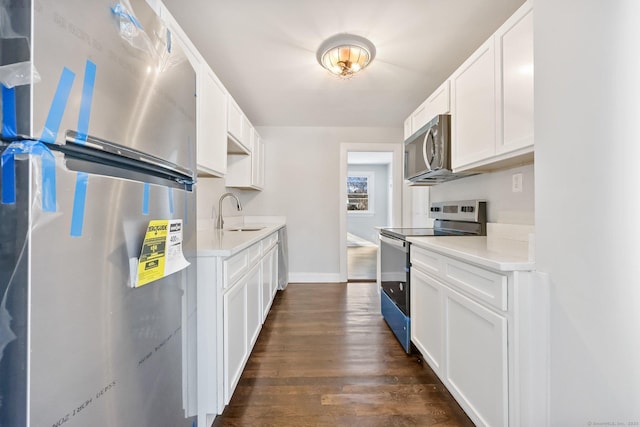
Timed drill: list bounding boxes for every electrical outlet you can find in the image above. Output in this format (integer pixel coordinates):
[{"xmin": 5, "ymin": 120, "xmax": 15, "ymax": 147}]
[{"xmin": 512, "ymin": 173, "xmax": 523, "ymax": 193}]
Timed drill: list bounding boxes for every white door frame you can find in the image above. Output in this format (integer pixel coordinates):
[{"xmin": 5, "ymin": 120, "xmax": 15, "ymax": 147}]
[{"xmin": 339, "ymin": 143, "xmax": 403, "ymax": 282}]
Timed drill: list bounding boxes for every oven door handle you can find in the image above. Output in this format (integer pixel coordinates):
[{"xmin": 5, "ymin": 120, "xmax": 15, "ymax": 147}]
[{"xmin": 380, "ymin": 235, "xmax": 409, "ymax": 252}]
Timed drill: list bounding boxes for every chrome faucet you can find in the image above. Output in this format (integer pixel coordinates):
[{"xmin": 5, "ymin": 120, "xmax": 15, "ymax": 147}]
[{"xmin": 216, "ymin": 192, "xmax": 243, "ymax": 229}]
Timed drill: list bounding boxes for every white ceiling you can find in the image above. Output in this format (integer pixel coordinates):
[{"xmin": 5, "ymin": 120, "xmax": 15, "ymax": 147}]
[{"xmin": 163, "ymin": 0, "xmax": 526, "ymax": 128}]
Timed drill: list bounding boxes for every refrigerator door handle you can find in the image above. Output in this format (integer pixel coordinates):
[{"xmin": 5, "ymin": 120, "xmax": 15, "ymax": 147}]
[
  {"xmin": 65, "ymin": 131, "xmax": 193, "ymax": 178},
  {"xmin": 54, "ymin": 131, "xmax": 195, "ymax": 189}
]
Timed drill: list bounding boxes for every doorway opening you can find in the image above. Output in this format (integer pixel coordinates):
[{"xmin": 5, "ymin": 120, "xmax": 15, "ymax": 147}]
[{"xmin": 339, "ymin": 144, "xmax": 403, "ymax": 283}]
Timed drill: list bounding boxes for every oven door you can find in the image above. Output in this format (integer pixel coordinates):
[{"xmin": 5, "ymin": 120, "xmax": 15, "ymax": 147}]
[{"xmin": 379, "ymin": 234, "xmax": 410, "ymax": 315}]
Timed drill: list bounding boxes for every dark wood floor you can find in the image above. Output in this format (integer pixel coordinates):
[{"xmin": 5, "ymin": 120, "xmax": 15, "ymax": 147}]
[{"xmin": 212, "ymin": 282, "xmax": 475, "ymax": 427}]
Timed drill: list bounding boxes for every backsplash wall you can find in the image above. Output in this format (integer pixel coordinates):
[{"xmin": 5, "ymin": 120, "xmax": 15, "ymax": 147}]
[{"xmin": 429, "ymin": 163, "xmax": 535, "ymax": 224}]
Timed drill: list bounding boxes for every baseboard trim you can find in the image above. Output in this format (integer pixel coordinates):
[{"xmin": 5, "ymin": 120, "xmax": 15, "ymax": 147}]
[{"xmin": 288, "ymin": 273, "xmax": 343, "ymax": 283}]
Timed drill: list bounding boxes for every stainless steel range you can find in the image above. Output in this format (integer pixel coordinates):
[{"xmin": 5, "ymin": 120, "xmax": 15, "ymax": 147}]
[{"xmin": 379, "ymin": 200, "xmax": 487, "ymax": 352}]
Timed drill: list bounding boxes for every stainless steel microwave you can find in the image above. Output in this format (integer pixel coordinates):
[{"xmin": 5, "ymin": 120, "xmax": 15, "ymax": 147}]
[{"xmin": 404, "ymin": 114, "xmax": 475, "ymax": 184}]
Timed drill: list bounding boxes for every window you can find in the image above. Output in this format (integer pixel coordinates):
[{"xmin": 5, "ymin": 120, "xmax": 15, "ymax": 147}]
[{"xmin": 347, "ymin": 172, "xmax": 374, "ymax": 214}]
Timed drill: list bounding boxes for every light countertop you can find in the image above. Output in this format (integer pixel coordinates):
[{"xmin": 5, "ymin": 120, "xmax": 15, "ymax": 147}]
[
  {"xmin": 407, "ymin": 235, "xmax": 535, "ymax": 272},
  {"xmin": 197, "ymin": 219, "xmax": 285, "ymax": 257}
]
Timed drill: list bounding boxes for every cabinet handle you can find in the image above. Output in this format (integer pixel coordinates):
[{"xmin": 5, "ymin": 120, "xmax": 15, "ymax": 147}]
[{"xmin": 422, "ymin": 128, "xmax": 434, "ymax": 171}]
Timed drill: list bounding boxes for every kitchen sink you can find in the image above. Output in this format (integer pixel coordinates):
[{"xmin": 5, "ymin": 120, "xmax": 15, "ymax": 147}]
[{"xmin": 226, "ymin": 226, "xmax": 265, "ymax": 232}]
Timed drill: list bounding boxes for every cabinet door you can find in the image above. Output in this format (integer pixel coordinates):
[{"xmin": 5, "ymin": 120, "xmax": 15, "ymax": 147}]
[
  {"xmin": 261, "ymin": 247, "xmax": 274, "ymax": 322},
  {"xmin": 227, "ymin": 97, "xmax": 243, "ymax": 144},
  {"xmin": 428, "ymin": 80, "xmax": 451, "ymax": 117},
  {"xmin": 197, "ymin": 66, "xmax": 227, "ymax": 176},
  {"xmin": 403, "ymin": 117, "xmax": 412, "ymax": 141},
  {"xmin": 451, "ymin": 38, "xmax": 497, "ymax": 170},
  {"xmin": 223, "ymin": 279, "xmax": 247, "ymax": 404},
  {"xmin": 227, "ymin": 130, "xmax": 264, "ymax": 190},
  {"xmin": 410, "ymin": 268, "xmax": 443, "ymax": 374},
  {"xmin": 445, "ymin": 288, "xmax": 508, "ymax": 427},
  {"xmin": 241, "ymin": 115, "xmax": 252, "ymax": 148},
  {"xmin": 411, "ymin": 100, "xmax": 431, "ymax": 134},
  {"xmin": 251, "ymin": 130, "xmax": 264, "ymax": 189},
  {"xmin": 497, "ymin": 3, "xmax": 533, "ymax": 155},
  {"xmin": 246, "ymin": 263, "xmax": 262, "ymax": 349}
]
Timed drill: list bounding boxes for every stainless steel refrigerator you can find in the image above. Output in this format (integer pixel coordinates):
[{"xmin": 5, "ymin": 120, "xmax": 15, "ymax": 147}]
[{"xmin": 0, "ymin": 1, "xmax": 197, "ymax": 425}]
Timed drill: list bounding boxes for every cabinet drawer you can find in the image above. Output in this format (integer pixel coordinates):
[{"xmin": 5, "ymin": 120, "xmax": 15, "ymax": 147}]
[
  {"xmin": 224, "ymin": 251, "xmax": 248, "ymax": 288},
  {"xmin": 411, "ymin": 245, "xmax": 442, "ymax": 276},
  {"xmin": 443, "ymin": 257, "xmax": 508, "ymax": 311},
  {"xmin": 247, "ymin": 242, "xmax": 262, "ymax": 265},
  {"xmin": 263, "ymin": 232, "xmax": 278, "ymax": 251}
]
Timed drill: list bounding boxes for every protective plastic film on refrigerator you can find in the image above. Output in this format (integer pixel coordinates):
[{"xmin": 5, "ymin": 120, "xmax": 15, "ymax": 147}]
[{"xmin": 0, "ymin": 1, "xmax": 198, "ymax": 426}]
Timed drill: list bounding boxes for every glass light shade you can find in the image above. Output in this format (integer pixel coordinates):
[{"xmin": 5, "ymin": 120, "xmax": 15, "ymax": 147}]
[{"xmin": 316, "ymin": 34, "xmax": 376, "ymax": 78}]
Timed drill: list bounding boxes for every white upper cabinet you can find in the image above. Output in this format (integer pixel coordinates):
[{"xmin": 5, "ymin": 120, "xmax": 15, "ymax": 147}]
[
  {"xmin": 450, "ymin": 38, "xmax": 497, "ymax": 169},
  {"xmin": 198, "ymin": 65, "xmax": 228, "ymax": 176},
  {"xmin": 227, "ymin": 97, "xmax": 250, "ymax": 154},
  {"xmin": 226, "ymin": 94, "xmax": 264, "ymax": 190},
  {"xmin": 252, "ymin": 131, "xmax": 265, "ymax": 189},
  {"xmin": 410, "ymin": 101, "xmax": 431, "ymax": 136},
  {"xmin": 157, "ymin": 5, "xmax": 228, "ymax": 178},
  {"xmin": 405, "ymin": 80, "xmax": 451, "ymax": 140},
  {"xmin": 445, "ymin": 0, "xmax": 533, "ymax": 172},
  {"xmin": 226, "ymin": 128, "xmax": 264, "ymax": 190},
  {"xmin": 497, "ymin": 4, "xmax": 534, "ymax": 155},
  {"xmin": 403, "ymin": 117, "xmax": 412, "ymax": 141}
]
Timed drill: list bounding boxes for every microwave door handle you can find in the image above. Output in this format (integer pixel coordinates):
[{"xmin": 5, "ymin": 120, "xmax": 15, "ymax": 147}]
[{"xmin": 422, "ymin": 128, "xmax": 433, "ymax": 171}]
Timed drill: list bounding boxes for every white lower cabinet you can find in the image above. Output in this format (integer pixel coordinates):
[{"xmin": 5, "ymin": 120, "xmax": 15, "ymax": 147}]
[
  {"xmin": 245, "ymin": 263, "xmax": 262, "ymax": 349},
  {"xmin": 196, "ymin": 229, "xmax": 282, "ymax": 426},
  {"xmin": 223, "ymin": 275, "xmax": 248, "ymax": 403},
  {"xmin": 261, "ymin": 245, "xmax": 278, "ymax": 322},
  {"xmin": 222, "ymin": 241, "xmax": 277, "ymax": 405},
  {"xmin": 445, "ymin": 288, "xmax": 508, "ymax": 427},
  {"xmin": 410, "ymin": 268, "xmax": 443, "ymax": 372},
  {"xmin": 410, "ymin": 244, "xmax": 546, "ymax": 427}
]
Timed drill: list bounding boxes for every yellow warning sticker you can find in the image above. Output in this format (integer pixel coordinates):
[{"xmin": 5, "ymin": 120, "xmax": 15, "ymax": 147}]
[{"xmin": 135, "ymin": 219, "xmax": 189, "ymax": 287}]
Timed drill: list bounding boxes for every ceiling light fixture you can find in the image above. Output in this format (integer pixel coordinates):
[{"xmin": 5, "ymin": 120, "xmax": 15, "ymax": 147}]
[{"xmin": 316, "ymin": 34, "xmax": 376, "ymax": 78}]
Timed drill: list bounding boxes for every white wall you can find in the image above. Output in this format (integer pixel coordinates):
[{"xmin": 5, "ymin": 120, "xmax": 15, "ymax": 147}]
[
  {"xmin": 536, "ymin": 1, "xmax": 640, "ymax": 424},
  {"xmin": 429, "ymin": 163, "xmax": 535, "ymax": 224},
  {"xmin": 196, "ymin": 126, "xmax": 402, "ymax": 282},
  {"xmin": 347, "ymin": 164, "xmax": 390, "ymax": 244}
]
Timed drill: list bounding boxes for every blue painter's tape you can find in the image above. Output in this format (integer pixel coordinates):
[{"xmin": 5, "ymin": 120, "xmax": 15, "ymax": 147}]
[
  {"xmin": 167, "ymin": 186, "xmax": 174, "ymax": 214},
  {"xmin": 142, "ymin": 182, "xmax": 150, "ymax": 215},
  {"xmin": 111, "ymin": 4, "xmax": 144, "ymax": 29},
  {"xmin": 1, "ymin": 141, "xmax": 56, "ymax": 212},
  {"xmin": 70, "ymin": 60, "xmax": 97, "ymax": 236},
  {"xmin": 1, "ymin": 85, "xmax": 17, "ymax": 138},
  {"xmin": 0, "ymin": 68, "xmax": 73, "ymax": 210},
  {"xmin": 76, "ymin": 60, "xmax": 96, "ymax": 143},
  {"xmin": 70, "ymin": 172, "xmax": 88, "ymax": 237},
  {"xmin": 32, "ymin": 143, "xmax": 57, "ymax": 212},
  {"xmin": 40, "ymin": 68, "xmax": 75, "ymax": 144},
  {"xmin": 1, "ymin": 147, "xmax": 16, "ymax": 204}
]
